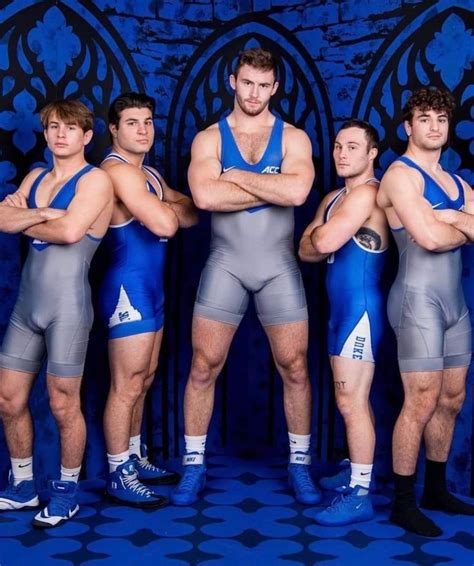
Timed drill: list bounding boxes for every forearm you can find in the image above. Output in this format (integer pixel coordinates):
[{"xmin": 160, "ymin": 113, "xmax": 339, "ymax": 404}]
[
  {"xmin": 24, "ymin": 219, "xmax": 74, "ymax": 244},
  {"xmin": 225, "ymin": 169, "xmax": 309, "ymax": 207},
  {"xmin": 298, "ymin": 234, "xmax": 328, "ymax": 262},
  {"xmin": 192, "ymin": 180, "xmax": 265, "ymax": 212},
  {"xmin": 0, "ymin": 207, "xmax": 47, "ymax": 234},
  {"xmin": 448, "ymin": 212, "xmax": 474, "ymax": 242},
  {"xmin": 418, "ymin": 223, "xmax": 468, "ymax": 252},
  {"xmin": 167, "ymin": 200, "xmax": 199, "ymax": 228}
]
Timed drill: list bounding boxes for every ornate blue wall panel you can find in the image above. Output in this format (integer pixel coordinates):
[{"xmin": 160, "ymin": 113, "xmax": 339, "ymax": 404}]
[{"xmin": 0, "ymin": 0, "xmax": 473, "ymax": 494}]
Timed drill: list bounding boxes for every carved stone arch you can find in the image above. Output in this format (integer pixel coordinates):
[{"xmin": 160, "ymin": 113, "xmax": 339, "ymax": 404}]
[
  {"xmin": 353, "ymin": 0, "xmax": 473, "ymax": 182},
  {"xmin": 166, "ymin": 14, "xmax": 334, "ymax": 190},
  {"xmin": 0, "ymin": 0, "xmax": 144, "ymax": 183}
]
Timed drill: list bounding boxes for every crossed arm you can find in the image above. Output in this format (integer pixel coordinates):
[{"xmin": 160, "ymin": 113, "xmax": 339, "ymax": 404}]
[
  {"xmin": 434, "ymin": 178, "xmax": 474, "ymax": 241},
  {"xmin": 377, "ymin": 166, "xmax": 467, "ymax": 252},
  {"xmin": 24, "ymin": 168, "xmax": 113, "ymax": 244},
  {"xmin": 188, "ymin": 126, "xmax": 314, "ymax": 212},
  {"xmin": 299, "ymin": 185, "xmax": 378, "ymax": 262}
]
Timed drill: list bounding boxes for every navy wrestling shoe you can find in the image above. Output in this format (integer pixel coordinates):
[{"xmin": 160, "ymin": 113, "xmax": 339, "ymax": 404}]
[
  {"xmin": 170, "ymin": 453, "xmax": 206, "ymax": 506},
  {"xmin": 107, "ymin": 459, "xmax": 168, "ymax": 508},
  {"xmin": 130, "ymin": 444, "xmax": 180, "ymax": 485},
  {"xmin": 32, "ymin": 480, "xmax": 79, "ymax": 528},
  {"xmin": 0, "ymin": 472, "xmax": 39, "ymax": 511},
  {"xmin": 288, "ymin": 452, "xmax": 322, "ymax": 504}
]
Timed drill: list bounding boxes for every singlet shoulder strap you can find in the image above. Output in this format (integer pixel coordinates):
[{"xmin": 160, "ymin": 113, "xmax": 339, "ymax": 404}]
[
  {"xmin": 28, "ymin": 168, "xmax": 51, "ymax": 209},
  {"xmin": 324, "ymin": 188, "xmax": 346, "ymax": 222},
  {"xmin": 101, "ymin": 152, "xmax": 128, "ymax": 165},
  {"xmin": 142, "ymin": 165, "xmax": 164, "ymax": 200}
]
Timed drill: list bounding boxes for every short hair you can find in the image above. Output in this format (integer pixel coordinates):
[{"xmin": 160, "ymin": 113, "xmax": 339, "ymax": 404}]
[
  {"xmin": 402, "ymin": 87, "xmax": 455, "ymax": 123},
  {"xmin": 108, "ymin": 92, "xmax": 155, "ymax": 127},
  {"xmin": 338, "ymin": 119, "xmax": 379, "ymax": 150},
  {"xmin": 40, "ymin": 100, "xmax": 93, "ymax": 132},
  {"xmin": 233, "ymin": 47, "xmax": 278, "ymax": 79}
]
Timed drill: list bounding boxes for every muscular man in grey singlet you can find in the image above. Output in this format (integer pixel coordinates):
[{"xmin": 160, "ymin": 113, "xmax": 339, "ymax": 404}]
[
  {"xmin": 378, "ymin": 87, "xmax": 474, "ymax": 537},
  {"xmin": 0, "ymin": 100, "xmax": 113, "ymax": 528},
  {"xmin": 171, "ymin": 48, "xmax": 319, "ymax": 506}
]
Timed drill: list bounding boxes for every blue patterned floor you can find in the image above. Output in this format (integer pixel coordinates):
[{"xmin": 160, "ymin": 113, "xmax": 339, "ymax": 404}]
[{"xmin": 1, "ymin": 455, "xmax": 473, "ymax": 565}]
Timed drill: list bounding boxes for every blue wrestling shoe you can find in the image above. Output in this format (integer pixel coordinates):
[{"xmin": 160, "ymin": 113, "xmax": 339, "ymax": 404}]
[
  {"xmin": 288, "ymin": 452, "xmax": 322, "ymax": 505},
  {"xmin": 32, "ymin": 480, "xmax": 79, "ymax": 528},
  {"xmin": 130, "ymin": 444, "xmax": 180, "ymax": 485},
  {"xmin": 170, "ymin": 453, "xmax": 206, "ymax": 506},
  {"xmin": 0, "ymin": 472, "xmax": 39, "ymax": 511},
  {"xmin": 314, "ymin": 485, "xmax": 374, "ymax": 526},
  {"xmin": 319, "ymin": 458, "xmax": 351, "ymax": 492},
  {"xmin": 107, "ymin": 459, "xmax": 168, "ymax": 508}
]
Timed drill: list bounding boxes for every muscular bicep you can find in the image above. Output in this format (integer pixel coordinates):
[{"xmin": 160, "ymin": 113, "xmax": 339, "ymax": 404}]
[
  {"xmin": 281, "ymin": 129, "xmax": 315, "ymax": 188},
  {"xmin": 187, "ymin": 131, "xmax": 222, "ymax": 198}
]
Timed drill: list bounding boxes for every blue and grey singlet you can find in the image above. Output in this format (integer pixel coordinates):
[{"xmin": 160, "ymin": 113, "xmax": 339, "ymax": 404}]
[{"xmin": 194, "ymin": 116, "xmax": 307, "ymax": 327}]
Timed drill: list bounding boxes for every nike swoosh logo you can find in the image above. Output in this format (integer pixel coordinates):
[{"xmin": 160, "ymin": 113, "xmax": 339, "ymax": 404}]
[
  {"xmin": 18, "ymin": 464, "xmax": 31, "ymax": 468},
  {"xmin": 355, "ymin": 503, "xmax": 363, "ymax": 509},
  {"xmin": 432, "ymin": 202, "xmax": 444, "ymax": 209},
  {"xmin": 360, "ymin": 472, "xmax": 371, "ymax": 476},
  {"xmin": 222, "ymin": 166, "xmax": 235, "ymax": 173}
]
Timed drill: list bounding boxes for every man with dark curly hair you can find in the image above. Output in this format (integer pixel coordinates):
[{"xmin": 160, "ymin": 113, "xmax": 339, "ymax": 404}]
[{"xmin": 378, "ymin": 86, "xmax": 474, "ymax": 537}]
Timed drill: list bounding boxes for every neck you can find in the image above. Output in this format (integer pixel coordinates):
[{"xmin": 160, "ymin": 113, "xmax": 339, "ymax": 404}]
[
  {"xmin": 229, "ymin": 103, "xmax": 274, "ymax": 130},
  {"xmin": 404, "ymin": 145, "xmax": 442, "ymax": 172},
  {"xmin": 111, "ymin": 145, "xmax": 146, "ymax": 167},
  {"xmin": 51, "ymin": 154, "xmax": 88, "ymax": 178},
  {"xmin": 344, "ymin": 168, "xmax": 376, "ymax": 190}
]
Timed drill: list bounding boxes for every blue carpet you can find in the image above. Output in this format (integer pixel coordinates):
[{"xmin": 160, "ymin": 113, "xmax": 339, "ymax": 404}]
[{"xmin": 0, "ymin": 455, "xmax": 473, "ymax": 565}]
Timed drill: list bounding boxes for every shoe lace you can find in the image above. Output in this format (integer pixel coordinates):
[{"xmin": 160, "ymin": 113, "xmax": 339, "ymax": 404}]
[
  {"xmin": 292, "ymin": 465, "xmax": 316, "ymax": 492},
  {"xmin": 177, "ymin": 467, "xmax": 201, "ymax": 493},
  {"xmin": 123, "ymin": 473, "xmax": 153, "ymax": 497},
  {"xmin": 139, "ymin": 458, "xmax": 165, "ymax": 473}
]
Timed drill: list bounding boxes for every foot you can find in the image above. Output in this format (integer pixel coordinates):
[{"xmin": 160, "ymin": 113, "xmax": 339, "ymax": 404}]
[
  {"xmin": 170, "ymin": 453, "xmax": 206, "ymax": 506},
  {"xmin": 130, "ymin": 444, "xmax": 180, "ymax": 485},
  {"xmin": 314, "ymin": 485, "xmax": 374, "ymax": 526},
  {"xmin": 421, "ymin": 490, "xmax": 474, "ymax": 515},
  {"xmin": 32, "ymin": 480, "xmax": 79, "ymax": 528},
  {"xmin": 107, "ymin": 459, "xmax": 168, "ymax": 508},
  {"xmin": 288, "ymin": 453, "xmax": 321, "ymax": 505},
  {"xmin": 319, "ymin": 459, "xmax": 351, "ymax": 492},
  {"xmin": 390, "ymin": 502, "xmax": 442, "ymax": 537},
  {"xmin": 0, "ymin": 473, "xmax": 39, "ymax": 511}
]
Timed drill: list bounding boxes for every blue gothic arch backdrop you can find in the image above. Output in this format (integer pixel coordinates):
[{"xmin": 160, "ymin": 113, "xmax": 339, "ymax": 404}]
[{"xmin": 0, "ymin": 0, "xmax": 473, "ymax": 496}]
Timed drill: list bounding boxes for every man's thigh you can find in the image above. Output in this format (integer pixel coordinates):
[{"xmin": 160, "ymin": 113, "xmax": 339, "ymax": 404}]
[
  {"xmin": 330, "ymin": 356, "xmax": 374, "ymax": 399},
  {"xmin": 108, "ymin": 332, "xmax": 160, "ymax": 381},
  {"xmin": 264, "ymin": 320, "xmax": 308, "ymax": 367}
]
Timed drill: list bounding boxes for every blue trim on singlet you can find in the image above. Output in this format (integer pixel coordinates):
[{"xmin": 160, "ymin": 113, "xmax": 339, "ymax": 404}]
[
  {"xmin": 103, "ymin": 153, "xmax": 164, "ymax": 200},
  {"xmin": 28, "ymin": 164, "xmax": 95, "ymax": 251},
  {"xmin": 219, "ymin": 116, "xmax": 284, "ymax": 214},
  {"xmin": 396, "ymin": 156, "xmax": 465, "ymax": 211}
]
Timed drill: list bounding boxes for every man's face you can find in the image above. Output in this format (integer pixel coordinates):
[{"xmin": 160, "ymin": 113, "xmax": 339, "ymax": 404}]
[
  {"xmin": 44, "ymin": 113, "xmax": 92, "ymax": 158},
  {"xmin": 230, "ymin": 65, "xmax": 278, "ymax": 117},
  {"xmin": 333, "ymin": 127, "xmax": 376, "ymax": 179},
  {"xmin": 405, "ymin": 108, "xmax": 449, "ymax": 150},
  {"xmin": 110, "ymin": 107, "xmax": 154, "ymax": 154}
]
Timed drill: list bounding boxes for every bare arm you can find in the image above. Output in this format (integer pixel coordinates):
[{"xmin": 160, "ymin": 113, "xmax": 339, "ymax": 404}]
[
  {"xmin": 0, "ymin": 204, "xmax": 64, "ymax": 234},
  {"xmin": 222, "ymin": 127, "xmax": 314, "ymax": 207},
  {"xmin": 298, "ymin": 193, "xmax": 332, "ymax": 263},
  {"xmin": 188, "ymin": 129, "xmax": 266, "ymax": 212},
  {"xmin": 435, "ymin": 179, "xmax": 474, "ymax": 241},
  {"xmin": 109, "ymin": 163, "xmax": 180, "ymax": 238},
  {"xmin": 154, "ymin": 171, "xmax": 198, "ymax": 228},
  {"xmin": 24, "ymin": 169, "xmax": 113, "ymax": 243},
  {"xmin": 379, "ymin": 166, "xmax": 467, "ymax": 252}
]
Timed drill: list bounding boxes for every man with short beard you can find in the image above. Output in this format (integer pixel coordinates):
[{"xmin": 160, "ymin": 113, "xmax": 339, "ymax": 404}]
[
  {"xmin": 171, "ymin": 47, "xmax": 319, "ymax": 506},
  {"xmin": 378, "ymin": 87, "xmax": 474, "ymax": 537}
]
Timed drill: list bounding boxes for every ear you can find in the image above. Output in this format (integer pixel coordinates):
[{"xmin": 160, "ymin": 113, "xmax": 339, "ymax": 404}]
[
  {"xmin": 271, "ymin": 81, "xmax": 279, "ymax": 96},
  {"xmin": 109, "ymin": 123, "xmax": 118, "ymax": 138},
  {"xmin": 404, "ymin": 120, "xmax": 412, "ymax": 137},
  {"xmin": 368, "ymin": 147, "xmax": 378, "ymax": 162},
  {"xmin": 83, "ymin": 129, "xmax": 93, "ymax": 146},
  {"xmin": 229, "ymin": 74, "xmax": 236, "ymax": 91}
]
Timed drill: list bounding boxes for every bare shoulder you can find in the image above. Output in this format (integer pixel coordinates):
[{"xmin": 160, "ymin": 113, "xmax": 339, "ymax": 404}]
[
  {"xmin": 191, "ymin": 124, "xmax": 221, "ymax": 158},
  {"xmin": 283, "ymin": 122, "xmax": 310, "ymax": 142},
  {"xmin": 19, "ymin": 167, "xmax": 47, "ymax": 195},
  {"xmin": 79, "ymin": 167, "xmax": 113, "ymax": 192}
]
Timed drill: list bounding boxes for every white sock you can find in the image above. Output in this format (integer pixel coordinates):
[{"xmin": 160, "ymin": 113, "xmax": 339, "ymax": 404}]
[
  {"xmin": 129, "ymin": 435, "xmax": 141, "ymax": 458},
  {"xmin": 350, "ymin": 462, "xmax": 372, "ymax": 491},
  {"xmin": 288, "ymin": 432, "xmax": 310, "ymax": 455},
  {"xmin": 184, "ymin": 434, "xmax": 207, "ymax": 454},
  {"xmin": 61, "ymin": 465, "xmax": 81, "ymax": 483},
  {"xmin": 11, "ymin": 456, "xmax": 33, "ymax": 485},
  {"xmin": 107, "ymin": 450, "xmax": 130, "ymax": 473}
]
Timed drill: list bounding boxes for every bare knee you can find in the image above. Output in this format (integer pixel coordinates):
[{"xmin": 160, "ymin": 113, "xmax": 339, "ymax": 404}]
[
  {"xmin": 49, "ymin": 391, "xmax": 82, "ymax": 425},
  {"xmin": 437, "ymin": 389, "xmax": 466, "ymax": 417},
  {"xmin": 336, "ymin": 391, "xmax": 364, "ymax": 422},
  {"xmin": 189, "ymin": 351, "xmax": 222, "ymax": 389},
  {"xmin": 110, "ymin": 370, "xmax": 148, "ymax": 406},
  {"xmin": 0, "ymin": 391, "xmax": 28, "ymax": 419},
  {"xmin": 277, "ymin": 353, "xmax": 308, "ymax": 387},
  {"xmin": 403, "ymin": 388, "xmax": 438, "ymax": 426}
]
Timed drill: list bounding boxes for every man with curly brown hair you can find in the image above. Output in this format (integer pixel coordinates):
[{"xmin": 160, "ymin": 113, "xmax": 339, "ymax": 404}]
[{"xmin": 378, "ymin": 86, "xmax": 474, "ymax": 537}]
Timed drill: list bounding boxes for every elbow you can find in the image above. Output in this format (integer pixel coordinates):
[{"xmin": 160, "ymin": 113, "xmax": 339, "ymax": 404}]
[
  {"xmin": 290, "ymin": 187, "xmax": 310, "ymax": 207},
  {"xmin": 62, "ymin": 227, "xmax": 84, "ymax": 244},
  {"xmin": 158, "ymin": 217, "xmax": 179, "ymax": 239},
  {"xmin": 193, "ymin": 194, "xmax": 212, "ymax": 211},
  {"xmin": 312, "ymin": 237, "xmax": 334, "ymax": 255}
]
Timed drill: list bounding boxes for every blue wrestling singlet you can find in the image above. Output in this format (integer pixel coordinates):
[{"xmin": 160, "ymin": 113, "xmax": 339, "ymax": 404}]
[
  {"xmin": 0, "ymin": 164, "xmax": 100, "ymax": 377},
  {"xmin": 325, "ymin": 182, "xmax": 388, "ymax": 362},
  {"xmin": 98, "ymin": 153, "xmax": 168, "ymax": 339},
  {"xmin": 193, "ymin": 116, "xmax": 308, "ymax": 327},
  {"xmin": 388, "ymin": 156, "xmax": 471, "ymax": 372}
]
